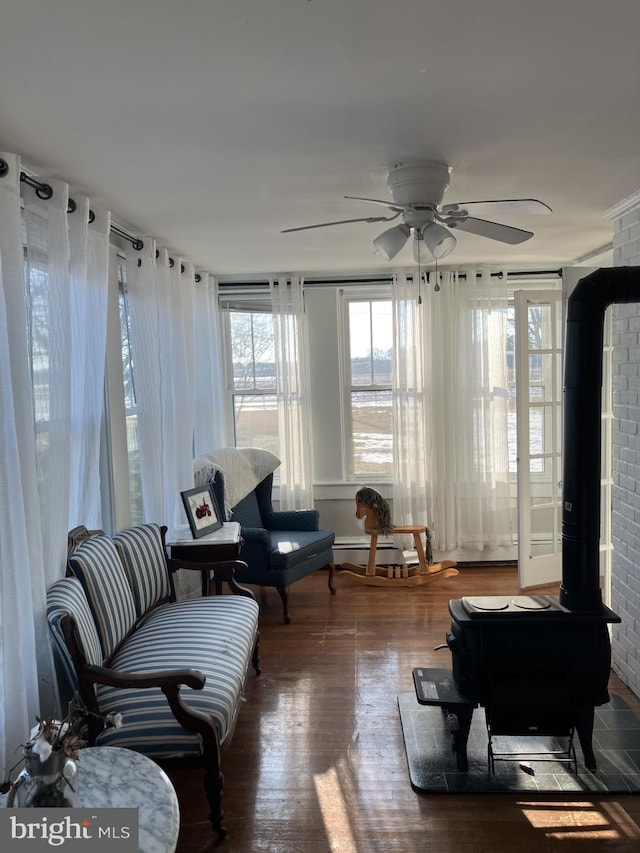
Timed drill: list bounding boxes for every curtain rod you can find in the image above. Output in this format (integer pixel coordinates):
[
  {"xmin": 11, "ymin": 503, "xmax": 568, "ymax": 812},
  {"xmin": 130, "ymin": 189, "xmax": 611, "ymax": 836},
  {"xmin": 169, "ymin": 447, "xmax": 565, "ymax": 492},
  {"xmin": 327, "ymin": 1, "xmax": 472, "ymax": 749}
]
[
  {"xmin": 0, "ymin": 162, "xmax": 144, "ymax": 252},
  {"xmin": 109, "ymin": 223, "xmax": 144, "ymax": 251},
  {"xmin": 219, "ymin": 269, "xmax": 563, "ymax": 288},
  {"xmin": 307, "ymin": 270, "xmax": 562, "ymax": 284},
  {"xmin": 5, "ymin": 161, "xmax": 199, "ymax": 279}
]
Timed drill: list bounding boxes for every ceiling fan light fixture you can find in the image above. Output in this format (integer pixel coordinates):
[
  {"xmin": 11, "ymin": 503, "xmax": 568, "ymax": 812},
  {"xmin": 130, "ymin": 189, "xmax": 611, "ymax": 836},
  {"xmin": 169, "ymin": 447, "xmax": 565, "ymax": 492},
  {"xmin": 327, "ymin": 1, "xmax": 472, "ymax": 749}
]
[
  {"xmin": 412, "ymin": 235, "xmax": 424, "ymax": 264},
  {"xmin": 373, "ymin": 223, "xmax": 410, "ymax": 260},
  {"xmin": 422, "ymin": 222, "xmax": 457, "ymax": 259}
]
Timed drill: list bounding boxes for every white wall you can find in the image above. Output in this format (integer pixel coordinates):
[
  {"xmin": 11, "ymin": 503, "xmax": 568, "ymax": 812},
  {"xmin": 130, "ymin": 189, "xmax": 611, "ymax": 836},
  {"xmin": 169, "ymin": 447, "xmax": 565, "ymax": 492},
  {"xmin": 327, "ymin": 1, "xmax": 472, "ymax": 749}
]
[
  {"xmin": 306, "ymin": 286, "xmax": 344, "ymax": 485},
  {"xmin": 608, "ymin": 194, "xmax": 640, "ymax": 697}
]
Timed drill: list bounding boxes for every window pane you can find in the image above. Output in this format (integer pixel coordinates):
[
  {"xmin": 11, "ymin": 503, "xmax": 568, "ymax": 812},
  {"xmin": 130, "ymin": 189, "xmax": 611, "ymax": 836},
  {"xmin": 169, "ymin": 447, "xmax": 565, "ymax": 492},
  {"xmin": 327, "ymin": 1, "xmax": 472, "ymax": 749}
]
[
  {"xmin": 351, "ymin": 390, "xmax": 392, "ymax": 476},
  {"xmin": 118, "ymin": 264, "xmax": 142, "ymax": 523},
  {"xmin": 370, "ymin": 301, "xmax": 392, "ymax": 385},
  {"xmin": 527, "ymin": 304, "xmax": 552, "ymax": 350},
  {"xmin": 28, "ymin": 263, "xmax": 50, "ymax": 429},
  {"xmin": 28, "ymin": 232, "xmax": 50, "ymax": 469},
  {"xmin": 528, "ymin": 405, "xmax": 544, "ymax": 473},
  {"xmin": 126, "ymin": 414, "xmax": 143, "ymax": 525},
  {"xmin": 349, "ymin": 302, "xmax": 372, "ymax": 385},
  {"xmin": 228, "ymin": 310, "xmax": 279, "ymax": 451},
  {"xmin": 230, "ymin": 312, "xmax": 275, "ymax": 391},
  {"xmin": 346, "ymin": 298, "xmax": 393, "ymax": 478},
  {"xmin": 233, "ymin": 393, "xmax": 279, "ymax": 455},
  {"xmin": 120, "ymin": 279, "xmax": 136, "ymax": 409},
  {"xmin": 529, "ymin": 505, "xmax": 561, "ymax": 556},
  {"xmin": 349, "ymin": 300, "xmax": 392, "ymax": 387}
]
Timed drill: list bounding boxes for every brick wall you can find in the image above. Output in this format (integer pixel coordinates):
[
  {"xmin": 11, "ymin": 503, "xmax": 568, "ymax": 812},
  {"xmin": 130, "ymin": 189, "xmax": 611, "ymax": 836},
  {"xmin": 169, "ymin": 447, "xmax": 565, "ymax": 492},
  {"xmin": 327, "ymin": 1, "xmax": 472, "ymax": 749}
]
[{"xmin": 609, "ymin": 196, "xmax": 640, "ymax": 697}]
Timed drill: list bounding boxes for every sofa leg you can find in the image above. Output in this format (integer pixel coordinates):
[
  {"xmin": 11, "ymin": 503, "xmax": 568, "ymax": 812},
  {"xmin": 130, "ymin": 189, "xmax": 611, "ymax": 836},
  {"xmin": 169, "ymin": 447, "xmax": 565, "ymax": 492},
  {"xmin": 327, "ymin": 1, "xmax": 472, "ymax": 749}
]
[
  {"xmin": 252, "ymin": 632, "xmax": 262, "ymax": 675},
  {"xmin": 277, "ymin": 586, "xmax": 292, "ymax": 624},
  {"xmin": 328, "ymin": 562, "xmax": 337, "ymax": 595},
  {"xmin": 204, "ymin": 765, "xmax": 227, "ymax": 840}
]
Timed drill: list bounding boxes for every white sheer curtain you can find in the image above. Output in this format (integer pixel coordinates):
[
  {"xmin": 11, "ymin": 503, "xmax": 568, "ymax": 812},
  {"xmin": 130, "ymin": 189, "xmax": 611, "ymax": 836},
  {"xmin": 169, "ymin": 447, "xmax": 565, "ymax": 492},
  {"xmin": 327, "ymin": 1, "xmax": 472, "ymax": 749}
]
[
  {"xmin": 164, "ymin": 253, "xmax": 197, "ymax": 524},
  {"xmin": 1, "ymin": 153, "xmax": 111, "ymax": 767},
  {"xmin": 393, "ymin": 267, "xmax": 513, "ymax": 552},
  {"xmin": 0, "ymin": 153, "xmax": 48, "ymax": 773},
  {"xmin": 270, "ymin": 276, "xmax": 314, "ymax": 509},
  {"xmin": 125, "ymin": 246, "xmax": 197, "ymax": 533},
  {"xmin": 193, "ymin": 273, "xmax": 228, "ymax": 456},
  {"xmin": 425, "ymin": 268, "xmax": 513, "ymax": 550},
  {"xmin": 68, "ymin": 200, "xmax": 111, "ymax": 527},
  {"xmin": 24, "ymin": 178, "xmax": 73, "ymax": 581},
  {"xmin": 392, "ymin": 272, "xmax": 429, "ymax": 547},
  {"xmin": 125, "ymin": 240, "xmax": 164, "ymax": 522}
]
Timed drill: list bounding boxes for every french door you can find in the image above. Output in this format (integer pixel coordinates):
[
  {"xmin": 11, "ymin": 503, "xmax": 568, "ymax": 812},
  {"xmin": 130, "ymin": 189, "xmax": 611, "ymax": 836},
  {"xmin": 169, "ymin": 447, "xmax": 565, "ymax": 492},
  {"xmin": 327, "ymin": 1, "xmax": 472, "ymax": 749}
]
[
  {"xmin": 515, "ymin": 286, "xmax": 613, "ymax": 598},
  {"xmin": 516, "ymin": 290, "xmax": 563, "ymax": 588}
]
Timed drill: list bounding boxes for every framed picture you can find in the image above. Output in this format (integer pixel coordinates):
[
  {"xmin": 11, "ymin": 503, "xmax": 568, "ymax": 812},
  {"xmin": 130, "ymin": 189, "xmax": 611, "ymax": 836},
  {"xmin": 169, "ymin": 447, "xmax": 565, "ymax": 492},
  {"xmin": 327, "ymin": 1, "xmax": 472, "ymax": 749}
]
[{"xmin": 180, "ymin": 486, "xmax": 223, "ymax": 539}]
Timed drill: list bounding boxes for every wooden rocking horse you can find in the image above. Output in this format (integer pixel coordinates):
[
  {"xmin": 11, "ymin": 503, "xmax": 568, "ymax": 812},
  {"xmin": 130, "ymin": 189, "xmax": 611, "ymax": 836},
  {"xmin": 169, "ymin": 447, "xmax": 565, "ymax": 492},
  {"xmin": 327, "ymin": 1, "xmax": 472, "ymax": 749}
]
[{"xmin": 339, "ymin": 487, "xmax": 458, "ymax": 586}]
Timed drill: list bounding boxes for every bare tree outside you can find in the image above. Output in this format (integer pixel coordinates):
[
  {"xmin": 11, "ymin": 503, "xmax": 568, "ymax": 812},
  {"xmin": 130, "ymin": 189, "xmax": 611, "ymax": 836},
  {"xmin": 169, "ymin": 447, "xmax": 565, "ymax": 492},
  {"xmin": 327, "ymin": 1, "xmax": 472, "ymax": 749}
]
[
  {"xmin": 229, "ymin": 312, "xmax": 278, "ymax": 453},
  {"xmin": 230, "ymin": 313, "xmax": 275, "ymax": 391},
  {"xmin": 118, "ymin": 267, "xmax": 142, "ymax": 523},
  {"xmin": 348, "ymin": 299, "xmax": 393, "ymax": 476}
]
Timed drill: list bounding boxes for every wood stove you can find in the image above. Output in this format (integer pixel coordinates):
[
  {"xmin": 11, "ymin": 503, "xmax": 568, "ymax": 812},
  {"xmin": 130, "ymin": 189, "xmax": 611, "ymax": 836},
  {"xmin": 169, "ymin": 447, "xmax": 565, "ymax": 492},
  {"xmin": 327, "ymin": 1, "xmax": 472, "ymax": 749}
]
[{"xmin": 445, "ymin": 268, "xmax": 640, "ymax": 771}]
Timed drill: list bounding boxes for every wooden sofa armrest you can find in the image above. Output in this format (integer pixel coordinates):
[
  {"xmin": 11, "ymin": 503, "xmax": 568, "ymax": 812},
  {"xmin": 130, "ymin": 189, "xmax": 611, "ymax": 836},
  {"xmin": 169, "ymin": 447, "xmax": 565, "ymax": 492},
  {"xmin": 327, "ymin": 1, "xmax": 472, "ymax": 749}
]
[
  {"xmin": 166, "ymin": 557, "xmax": 258, "ymax": 599},
  {"xmin": 85, "ymin": 663, "xmax": 206, "ymax": 691},
  {"xmin": 83, "ymin": 663, "xmax": 220, "ymax": 756}
]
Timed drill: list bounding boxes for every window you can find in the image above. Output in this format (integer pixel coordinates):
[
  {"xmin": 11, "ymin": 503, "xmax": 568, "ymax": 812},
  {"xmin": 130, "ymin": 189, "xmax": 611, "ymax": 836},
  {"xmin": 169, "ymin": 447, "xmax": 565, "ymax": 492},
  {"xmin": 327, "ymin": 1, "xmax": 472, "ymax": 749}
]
[
  {"xmin": 25, "ymin": 253, "xmax": 51, "ymax": 461},
  {"xmin": 342, "ymin": 294, "xmax": 393, "ymax": 479},
  {"xmin": 118, "ymin": 259, "xmax": 143, "ymax": 524},
  {"xmin": 227, "ymin": 310, "xmax": 279, "ymax": 455}
]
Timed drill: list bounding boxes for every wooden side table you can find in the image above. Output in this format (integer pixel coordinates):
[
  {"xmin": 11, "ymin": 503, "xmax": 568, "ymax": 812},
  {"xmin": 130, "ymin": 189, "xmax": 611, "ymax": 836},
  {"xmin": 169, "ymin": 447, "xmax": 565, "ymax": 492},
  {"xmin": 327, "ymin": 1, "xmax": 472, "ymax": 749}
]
[{"xmin": 167, "ymin": 522, "xmax": 242, "ymax": 595}]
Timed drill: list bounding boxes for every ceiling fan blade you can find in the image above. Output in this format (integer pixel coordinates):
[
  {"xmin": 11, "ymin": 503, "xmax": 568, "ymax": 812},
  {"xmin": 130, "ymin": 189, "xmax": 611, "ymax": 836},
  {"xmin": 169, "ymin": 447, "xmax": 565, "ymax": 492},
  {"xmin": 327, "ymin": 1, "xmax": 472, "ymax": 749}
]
[
  {"xmin": 281, "ymin": 214, "xmax": 396, "ymax": 234},
  {"xmin": 452, "ymin": 216, "xmax": 534, "ymax": 244},
  {"xmin": 344, "ymin": 195, "xmax": 406, "ymax": 212},
  {"xmin": 443, "ymin": 198, "xmax": 552, "ymax": 216}
]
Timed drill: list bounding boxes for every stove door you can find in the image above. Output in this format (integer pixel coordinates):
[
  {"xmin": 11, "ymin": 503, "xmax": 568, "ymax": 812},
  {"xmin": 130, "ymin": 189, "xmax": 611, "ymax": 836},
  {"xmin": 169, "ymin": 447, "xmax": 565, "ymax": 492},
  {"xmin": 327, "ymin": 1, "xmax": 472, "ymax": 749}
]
[{"xmin": 515, "ymin": 290, "xmax": 563, "ymax": 588}]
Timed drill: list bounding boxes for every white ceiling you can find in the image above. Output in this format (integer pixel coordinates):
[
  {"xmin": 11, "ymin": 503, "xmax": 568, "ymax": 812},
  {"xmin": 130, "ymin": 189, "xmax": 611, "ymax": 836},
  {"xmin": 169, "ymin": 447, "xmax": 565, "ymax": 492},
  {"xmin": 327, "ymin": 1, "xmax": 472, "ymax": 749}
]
[{"xmin": 1, "ymin": 0, "xmax": 639, "ymax": 277}]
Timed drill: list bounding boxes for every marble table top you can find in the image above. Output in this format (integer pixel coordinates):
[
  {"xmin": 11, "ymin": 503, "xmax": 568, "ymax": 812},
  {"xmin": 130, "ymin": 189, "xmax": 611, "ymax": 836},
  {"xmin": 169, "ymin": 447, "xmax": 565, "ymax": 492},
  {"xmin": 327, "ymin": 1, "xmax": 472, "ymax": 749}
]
[
  {"xmin": 167, "ymin": 520, "xmax": 240, "ymax": 546},
  {"xmin": 0, "ymin": 746, "xmax": 181, "ymax": 853},
  {"xmin": 76, "ymin": 747, "xmax": 180, "ymax": 853}
]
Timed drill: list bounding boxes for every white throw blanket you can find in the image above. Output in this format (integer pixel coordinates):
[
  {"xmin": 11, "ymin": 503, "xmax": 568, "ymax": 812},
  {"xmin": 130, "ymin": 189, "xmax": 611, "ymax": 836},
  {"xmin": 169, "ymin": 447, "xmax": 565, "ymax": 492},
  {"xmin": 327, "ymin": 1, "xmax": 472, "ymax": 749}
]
[{"xmin": 194, "ymin": 448, "xmax": 281, "ymax": 519}]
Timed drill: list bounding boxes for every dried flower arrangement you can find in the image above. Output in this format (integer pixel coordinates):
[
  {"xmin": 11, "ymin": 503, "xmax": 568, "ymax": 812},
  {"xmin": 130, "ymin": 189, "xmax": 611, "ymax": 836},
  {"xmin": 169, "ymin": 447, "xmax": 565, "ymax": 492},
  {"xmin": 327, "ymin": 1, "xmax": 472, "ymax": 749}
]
[{"xmin": 1, "ymin": 693, "xmax": 122, "ymax": 806}]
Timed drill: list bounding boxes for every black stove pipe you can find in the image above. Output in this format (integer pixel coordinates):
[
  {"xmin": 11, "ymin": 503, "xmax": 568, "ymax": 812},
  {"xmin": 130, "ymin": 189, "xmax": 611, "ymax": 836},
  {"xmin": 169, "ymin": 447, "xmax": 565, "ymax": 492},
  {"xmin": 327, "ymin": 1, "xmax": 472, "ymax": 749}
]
[{"xmin": 561, "ymin": 266, "xmax": 640, "ymax": 611}]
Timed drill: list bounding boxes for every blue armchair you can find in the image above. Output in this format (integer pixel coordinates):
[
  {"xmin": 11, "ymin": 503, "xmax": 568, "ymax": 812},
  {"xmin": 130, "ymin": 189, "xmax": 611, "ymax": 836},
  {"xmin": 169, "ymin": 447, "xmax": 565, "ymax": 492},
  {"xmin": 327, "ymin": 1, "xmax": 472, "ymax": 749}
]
[{"xmin": 210, "ymin": 470, "xmax": 336, "ymax": 623}]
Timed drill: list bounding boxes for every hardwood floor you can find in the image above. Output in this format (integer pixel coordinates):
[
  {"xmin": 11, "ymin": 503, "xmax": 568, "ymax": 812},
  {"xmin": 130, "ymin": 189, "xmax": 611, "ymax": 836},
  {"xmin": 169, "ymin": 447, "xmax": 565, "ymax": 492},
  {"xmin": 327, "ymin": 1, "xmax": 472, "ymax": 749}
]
[{"xmin": 168, "ymin": 566, "xmax": 640, "ymax": 852}]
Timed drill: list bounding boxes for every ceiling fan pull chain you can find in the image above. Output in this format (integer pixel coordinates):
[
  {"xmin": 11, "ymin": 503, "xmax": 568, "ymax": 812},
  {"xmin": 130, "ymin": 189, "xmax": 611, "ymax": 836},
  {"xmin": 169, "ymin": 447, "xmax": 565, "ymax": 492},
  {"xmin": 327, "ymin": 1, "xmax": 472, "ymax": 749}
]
[{"xmin": 417, "ymin": 236, "xmax": 422, "ymax": 304}]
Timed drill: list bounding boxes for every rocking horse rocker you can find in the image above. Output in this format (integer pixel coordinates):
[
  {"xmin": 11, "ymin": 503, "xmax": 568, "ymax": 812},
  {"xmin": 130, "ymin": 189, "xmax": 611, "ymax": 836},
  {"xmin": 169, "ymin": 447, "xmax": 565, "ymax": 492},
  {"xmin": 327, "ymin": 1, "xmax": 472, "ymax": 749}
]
[{"xmin": 339, "ymin": 487, "xmax": 458, "ymax": 586}]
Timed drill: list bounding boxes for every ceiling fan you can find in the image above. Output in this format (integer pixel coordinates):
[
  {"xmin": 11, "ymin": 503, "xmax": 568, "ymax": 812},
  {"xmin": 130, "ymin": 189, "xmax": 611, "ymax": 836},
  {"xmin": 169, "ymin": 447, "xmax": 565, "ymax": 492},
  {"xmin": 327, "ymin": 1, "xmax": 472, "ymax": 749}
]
[{"xmin": 282, "ymin": 161, "xmax": 552, "ymax": 262}]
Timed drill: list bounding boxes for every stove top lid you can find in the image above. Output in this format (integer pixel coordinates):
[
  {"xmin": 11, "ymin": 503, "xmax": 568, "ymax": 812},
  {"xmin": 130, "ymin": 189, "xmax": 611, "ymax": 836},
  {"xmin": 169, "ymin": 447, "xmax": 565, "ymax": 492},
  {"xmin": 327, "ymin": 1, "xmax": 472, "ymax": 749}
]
[
  {"xmin": 462, "ymin": 596, "xmax": 510, "ymax": 611},
  {"xmin": 461, "ymin": 595, "xmax": 564, "ymax": 617},
  {"xmin": 512, "ymin": 596, "xmax": 553, "ymax": 611}
]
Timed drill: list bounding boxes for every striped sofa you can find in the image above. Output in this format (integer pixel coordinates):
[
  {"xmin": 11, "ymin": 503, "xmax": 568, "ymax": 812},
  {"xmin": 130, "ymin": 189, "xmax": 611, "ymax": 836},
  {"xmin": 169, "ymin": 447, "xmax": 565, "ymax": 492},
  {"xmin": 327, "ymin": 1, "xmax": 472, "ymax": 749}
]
[{"xmin": 46, "ymin": 522, "xmax": 261, "ymax": 841}]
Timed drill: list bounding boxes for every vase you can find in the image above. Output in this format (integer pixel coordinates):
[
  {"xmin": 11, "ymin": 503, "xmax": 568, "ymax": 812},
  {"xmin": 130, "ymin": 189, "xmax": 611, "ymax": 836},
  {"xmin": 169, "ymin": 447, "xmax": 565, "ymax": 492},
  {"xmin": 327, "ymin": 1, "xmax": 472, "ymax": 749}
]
[{"xmin": 8, "ymin": 750, "xmax": 79, "ymax": 808}]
